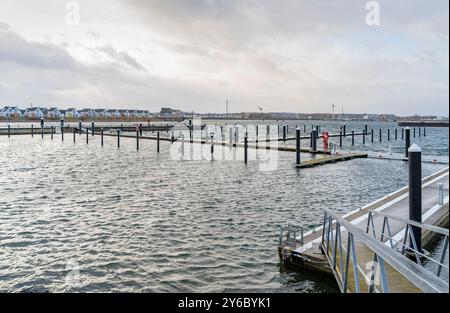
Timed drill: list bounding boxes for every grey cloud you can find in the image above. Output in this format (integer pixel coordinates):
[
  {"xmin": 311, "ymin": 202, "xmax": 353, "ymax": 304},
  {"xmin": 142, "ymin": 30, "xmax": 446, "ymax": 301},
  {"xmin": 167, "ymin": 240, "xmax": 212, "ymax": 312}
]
[{"xmin": 97, "ymin": 44, "xmax": 147, "ymax": 72}]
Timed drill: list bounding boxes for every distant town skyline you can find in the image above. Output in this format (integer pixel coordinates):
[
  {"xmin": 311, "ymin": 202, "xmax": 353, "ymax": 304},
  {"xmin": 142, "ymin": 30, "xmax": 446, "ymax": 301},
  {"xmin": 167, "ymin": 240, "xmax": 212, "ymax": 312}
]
[{"xmin": 0, "ymin": 1, "xmax": 448, "ymax": 116}]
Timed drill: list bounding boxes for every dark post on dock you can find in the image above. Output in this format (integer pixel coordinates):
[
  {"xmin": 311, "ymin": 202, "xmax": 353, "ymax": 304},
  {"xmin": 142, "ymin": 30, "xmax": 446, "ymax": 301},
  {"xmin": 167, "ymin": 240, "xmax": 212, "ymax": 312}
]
[
  {"xmin": 40, "ymin": 118, "xmax": 44, "ymax": 139},
  {"xmin": 312, "ymin": 129, "xmax": 317, "ymax": 152},
  {"xmin": 379, "ymin": 129, "xmax": 382, "ymax": 142},
  {"xmin": 101, "ymin": 128, "xmax": 104, "ymax": 146},
  {"xmin": 343, "ymin": 124, "xmax": 346, "ymax": 137},
  {"xmin": 371, "ymin": 129, "xmax": 374, "ymax": 143},
  {"xmin": 365, "ymin": 124, "xmax": 368, "ymax": 134},
  {"xmin": 362, "ymin": 128, "xmax": 366, "ymax": 144},
  {"xmin": 244, "ymin": 135, "xmax": 248, "ymax": 164},
  {"xmin": 296, "ymin": 128, "xmax": 301, "ymax": 165},
  {"xmin": 91, "ymin": 121, "xmax": 95, "ymax": 136},
  {"xmin": 79, "ymin": 121, "xmax": 82, "ymax": 135},
  {"xmin": 8, "ymin": 124, "xmax": 10, "ymax": 138},
  {"xmin": 73, "ymin": 128, "xmax": 76, "ymax": 143},
  {"xmin": 283, "ymin": 125, "xmax": 287, "ymax": 141},
  {"xmin": 405, "ymin": 127, "xmax": 411, "ymax": 158},
  {"xmin": 408, "ymin": 144, "xmax": 422, "ymax": 252},
  {"xmin": 31, "ymin": 124, "xmax": 34, "ymax": 137},
  {"xmin": 339, "ymin": 130, "xmax": 343, "ymax": 147},
  {"xmin": 351, "ymin": 130, "xmax": 355, "ymax": 146},
  {"xmin": 50, "ymin": 126, "xmax": 54, "ymax": 140},
  {"xmin": 157, "ymin": 131, "xmax": 160, "ymax": 153},
  {"xmin": 136, "ymin": 130, "xmax": 139, "ymax": 150},
  {"xmin": 388, "ymin": 129, "xmax": 390, "ymax": 141},
  {"xmin": 139, "ymin": 123, "xmax": 143, "ymax": 136},
  {"xmin": 61, "ymin": 124, "xmax": 64, "ymax": 142},
  {"xmin": 117, "ymin": 129, "xmax": 120, "ymax": 148},
  {"xmin": 86, "ymin": 127, "xmax": 89, "ymax": 144}
]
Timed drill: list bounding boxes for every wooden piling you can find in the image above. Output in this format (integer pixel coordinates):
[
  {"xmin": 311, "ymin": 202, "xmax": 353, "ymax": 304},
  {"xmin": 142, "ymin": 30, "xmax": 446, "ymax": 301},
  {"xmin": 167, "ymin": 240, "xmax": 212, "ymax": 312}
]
[
  {"xmin": 117, "ymin": 129, "xmax": 120, "ymax": 148},
  {"xmin": 339, "ymin": 130, "xmax": 343, "ymax": 147},
  {"xmin": 31, "ymin": 124, "xmax": 34, "ymax": 137},
  {"xmin": 371, "ymin": 129, "xmax": 374, "ymax": 143},
  {"xmin": 351, "ymin": 130, "xmax": 355, "ymax": 146},
  {"xmin": 101, "ymin": 128, "xmax": 104, "ymax": 146},
  {"xmin": 73, "ymin": 128, "xmax": 76, "ymax": 143},
  {"xmin": 51, "ymin": 126, "xmax": 54, "ymax": 140},
  {"xmin": 86, "ymin": 128, "xmax": 89, "ymax": 144},
  {"xmin": 388, "ymin": 129, "xmax": 390, "ymax": 141}
]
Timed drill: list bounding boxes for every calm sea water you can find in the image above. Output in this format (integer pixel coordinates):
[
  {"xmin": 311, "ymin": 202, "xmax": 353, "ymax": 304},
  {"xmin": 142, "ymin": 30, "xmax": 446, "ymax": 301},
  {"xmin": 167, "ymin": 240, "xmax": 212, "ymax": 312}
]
[{"xmin": 0, "ymin": 120, "xmax": 448, "ymax": 292}]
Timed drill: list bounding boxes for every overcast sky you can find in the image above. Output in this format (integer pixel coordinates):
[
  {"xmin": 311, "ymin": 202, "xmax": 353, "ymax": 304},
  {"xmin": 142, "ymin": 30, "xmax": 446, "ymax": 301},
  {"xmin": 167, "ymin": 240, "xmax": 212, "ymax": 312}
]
[{"xmin": 0, "ymin": 0, "xmax": 448, "ymax": 115}]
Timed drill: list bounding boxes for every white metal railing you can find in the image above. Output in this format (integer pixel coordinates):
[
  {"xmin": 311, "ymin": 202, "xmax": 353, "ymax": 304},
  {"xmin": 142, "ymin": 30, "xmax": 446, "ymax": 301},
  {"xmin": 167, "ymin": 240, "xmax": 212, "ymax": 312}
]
[{"xmin": 321, "ymin": 209, "xmax": 449, "ymax": 293}]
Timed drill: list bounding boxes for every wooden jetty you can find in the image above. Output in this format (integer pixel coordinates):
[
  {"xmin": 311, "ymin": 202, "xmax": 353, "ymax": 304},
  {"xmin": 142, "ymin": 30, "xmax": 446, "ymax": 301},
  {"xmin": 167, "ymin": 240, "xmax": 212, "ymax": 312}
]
[
  {"xmin": 279, "ymin": 167, "xmax": 449, "ymax": 293},
  {"xmin": 296, "ymin": 153, "xmax": 368, "ymax": 168},
  {"xmin": 398, "ymin": 121, "xmax": 449, "ymax": 127}
]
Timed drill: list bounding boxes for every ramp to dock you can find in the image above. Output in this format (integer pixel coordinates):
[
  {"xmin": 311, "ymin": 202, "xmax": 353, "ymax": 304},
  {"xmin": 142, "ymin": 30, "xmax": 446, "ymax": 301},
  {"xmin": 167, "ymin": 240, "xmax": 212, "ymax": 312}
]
[{"xmin": 279, "ymin": 167, "xmax": 449, "ymax": 293}]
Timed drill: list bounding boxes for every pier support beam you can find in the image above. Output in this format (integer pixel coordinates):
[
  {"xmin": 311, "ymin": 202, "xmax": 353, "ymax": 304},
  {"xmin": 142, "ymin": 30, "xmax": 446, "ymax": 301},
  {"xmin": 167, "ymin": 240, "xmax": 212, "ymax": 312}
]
[
  {"xmin": 296, "ymin": 128, "xmax": 301, "ymax": 165},
  {"xmin": 408, "ymin": 144, "xmax": 422, "ymax": 253}
]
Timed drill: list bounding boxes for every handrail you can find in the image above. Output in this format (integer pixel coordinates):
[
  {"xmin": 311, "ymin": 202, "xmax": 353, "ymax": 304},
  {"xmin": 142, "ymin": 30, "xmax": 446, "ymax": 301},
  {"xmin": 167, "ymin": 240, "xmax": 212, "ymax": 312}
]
[
  {"xmin": 322, "ymin": 209, "xmax": 449, "ymax": 293},
  {"xmin": 369, "ymin": 210, "xmax": 449, "ymax": 237}
]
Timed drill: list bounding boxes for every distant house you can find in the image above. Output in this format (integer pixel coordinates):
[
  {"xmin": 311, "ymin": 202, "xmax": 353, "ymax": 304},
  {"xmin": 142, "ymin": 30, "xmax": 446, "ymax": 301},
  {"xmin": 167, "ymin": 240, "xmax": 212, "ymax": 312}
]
[
  {"xmin": 79, "ymin": 108, "xmax": 94, "ymax": 119},
  {"xmin": 94, "ymin": 109, "xmax": 106, "ymax": 118},
  {"xmin": 0, "ymin": 106, "xmax": 22, "ymax": 118},
  {"xmin": 118, "ymin": 109, "xmax": 130, "ymax": 118},
  {"xmin": 25, "ymin": 107, "xmax": 44, "ymax": 118},
  {"xmin": 65, "ymin": 108, "xmax": 80, "ymax": 118},
  {"xmin": 47, "ymin": 107, "xmax": 62, "ymax": 118},
  {"xmin": 106, "ymin": 109, "xmax": 121, "ymax": 118}
]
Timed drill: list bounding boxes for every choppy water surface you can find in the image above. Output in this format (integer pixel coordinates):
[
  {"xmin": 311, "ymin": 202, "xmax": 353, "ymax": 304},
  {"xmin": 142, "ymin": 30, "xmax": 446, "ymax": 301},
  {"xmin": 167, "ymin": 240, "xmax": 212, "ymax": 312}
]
[{"xmin": 0, "ymin": 121, "xmax": 448, "ymax": 292}]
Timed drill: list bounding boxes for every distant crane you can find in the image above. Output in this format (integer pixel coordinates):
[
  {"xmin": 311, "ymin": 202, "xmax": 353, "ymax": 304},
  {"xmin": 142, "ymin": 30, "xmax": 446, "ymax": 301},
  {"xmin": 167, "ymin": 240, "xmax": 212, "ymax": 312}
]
[{"xmin": 257, "ymin": 106, "xmax": 263, "ymax": 120}]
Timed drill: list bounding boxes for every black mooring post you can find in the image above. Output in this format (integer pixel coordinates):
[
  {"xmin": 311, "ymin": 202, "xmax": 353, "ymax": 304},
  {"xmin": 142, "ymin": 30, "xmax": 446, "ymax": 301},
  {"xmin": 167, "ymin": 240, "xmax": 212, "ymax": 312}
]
[
  {"xmin": 423, "ymin": 127, "xmax": 426, "ymax": 137},
  {"xmin": 310, "ymin": 131, "xmax": 313, "ymax": 148},
  {"xmin": 351, "ymin": 130, "xmax": 355, "ymax": 146},
  {"xmin": 31, "ymin": 124, "xmax": 34, "ymax": 137},
  {"xmin": 395, "ymin": 128, "xmax": 398, "ymax": 140},
  {"xmin": 283, "ymin": 125, "xmax": 287, "ymax": 141},
  {"xmin": 244, "ymin": 135, "xmax": 248, "ymax": 164},
  {"xmin": 60, "ymin": 118, "xmax": 64, "ymax": 130},
  {"xmin": 339, "ymin": 130, "xmax": 343, "ymax": 147},
  {"xmin": 211, "ymin": 135, "xmax": 214, "ymax": 160},
  {"xmin": 136, "ymin": 130, "xmax": 139, "ymax": 150},
  {"xmin": 157, "ymin": 131, "xmax": 160, "ymax": 153},
  {"xmin": 402, "ymin": 128, "xmax": 404, "ymax": 140},
  {"xmin": 363, "ymin": 129, "xmax": 366, "ymax": 145},
  {"xmin": 41, "ymin": 125, "xmax": 44, "ymax": 139},
  {"xmin": 371, "ymin": 129, "xmax": 374, "ymax": 143},
  {"xmin": 86, "ymin": 127, "xmax": 89, "ymax": 144},
  {"xmin": 303, "ymin": 125, "xmax": 306, "ymax": 133},
  {"xmin": 388, "ymin": 129, "xmax": 390, "ymax": 141},
  {"xmin": 365, "ymin": 124, "xmax": 368, "ymax": 134},
  {"xmin": 312, "ymin": 129, "xmax": 317, "ymax": 151},
  {"xmin": 139, "ymin": 123, "xmax": 143, "ymax": 136},
  {"xmin": 296, "ymin": 128, "xmax": 301, "ymax": 165},
  {"xmin": 419, "ymin": 127, "xmax": 421, "ymax": 137},
  {"xmin": 343, "ymin": 124, "xmax": 346, "ymax": 137},
  {"xmin": 256, "ymin": 125, "xmax": 259, "ymax": 144},
  {"xmin": 91, "ymin": 121, "xmax": 95, "ymax": 136},
  {"xmin": 78, "ymin": 121, "xmax": 82, "ymax": 135},
  {"xmin": 408, "ymin": 144, "xmax": 422, "ymax": 253},
  {"xmin": 379, "ymin": 129, "xmax": 382, "ymax": 142},
  {"xmin": 413, "ymin": 127, "xmax": 416, "ymax": 138},
  {"xmin": 73, "ymin": 128, "xmax": 76, "ymax": 143},
  {"xmin": 7, "ymin": 124, "xmax": 10, "ymax": 138},
  {"xmin": 101, "ymin": 128, "xmax": 104, "ymax": 146},
  {"xmin": 51, "ymin": 126, "xmax": 54, "ymax": 140},
  {"xmin": 315, "ymin": 125, "xmax": 319, "ymax": 136},
  {"xmin": 61, "ymin": 125, "xmax": 64, "ymax": 142},
  {"xmin": 117, "ymin": 129, "xmax": 120, "ymax": 148},
  {"xmin": 405, "ymin": 127, "xmax": 411, "ymax": 158}
]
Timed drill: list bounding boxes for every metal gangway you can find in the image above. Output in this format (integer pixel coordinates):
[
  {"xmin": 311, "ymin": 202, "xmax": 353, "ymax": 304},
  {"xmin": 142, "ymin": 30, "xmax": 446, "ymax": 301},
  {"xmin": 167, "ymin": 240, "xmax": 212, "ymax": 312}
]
[{"xmin": 321, "ymin": 209, "xmax": 449, "ymax": 293}]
